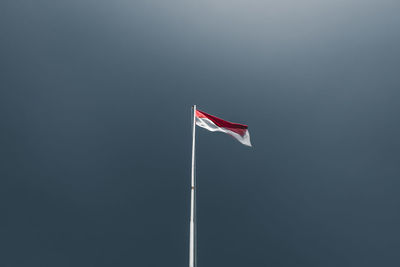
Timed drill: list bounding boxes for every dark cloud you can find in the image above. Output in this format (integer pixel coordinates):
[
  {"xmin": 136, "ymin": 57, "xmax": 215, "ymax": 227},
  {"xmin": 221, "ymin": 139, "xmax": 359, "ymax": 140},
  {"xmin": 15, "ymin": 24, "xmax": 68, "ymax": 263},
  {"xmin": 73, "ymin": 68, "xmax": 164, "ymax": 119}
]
[{"xmin": 1, "ymin": 0, "xmax": 400, "ymax": 266}]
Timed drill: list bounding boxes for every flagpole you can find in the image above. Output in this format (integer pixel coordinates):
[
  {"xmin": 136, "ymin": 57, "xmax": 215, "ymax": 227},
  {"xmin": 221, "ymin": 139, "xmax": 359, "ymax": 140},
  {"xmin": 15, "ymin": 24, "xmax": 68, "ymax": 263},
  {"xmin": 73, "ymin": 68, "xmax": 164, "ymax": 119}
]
[{"xmin": 189, "ymin": 105, "xmax": 197, "ymax": 267}]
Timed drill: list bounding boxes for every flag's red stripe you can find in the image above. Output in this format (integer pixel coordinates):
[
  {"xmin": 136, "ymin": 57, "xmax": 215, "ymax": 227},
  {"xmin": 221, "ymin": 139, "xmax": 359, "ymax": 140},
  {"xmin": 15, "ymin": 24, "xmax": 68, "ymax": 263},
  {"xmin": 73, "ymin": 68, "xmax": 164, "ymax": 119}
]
[{"xmin": 196, "ymin": 110, "xmax": 248, "ymax": 137}]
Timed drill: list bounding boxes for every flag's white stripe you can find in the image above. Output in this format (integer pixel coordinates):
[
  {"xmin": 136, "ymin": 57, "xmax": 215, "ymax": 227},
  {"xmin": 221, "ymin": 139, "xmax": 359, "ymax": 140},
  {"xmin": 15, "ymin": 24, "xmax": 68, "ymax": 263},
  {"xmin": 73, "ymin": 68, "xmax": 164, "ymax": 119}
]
[{"xmin": 196, "ymin": 117, "xmax": 252, "ymax": 147}]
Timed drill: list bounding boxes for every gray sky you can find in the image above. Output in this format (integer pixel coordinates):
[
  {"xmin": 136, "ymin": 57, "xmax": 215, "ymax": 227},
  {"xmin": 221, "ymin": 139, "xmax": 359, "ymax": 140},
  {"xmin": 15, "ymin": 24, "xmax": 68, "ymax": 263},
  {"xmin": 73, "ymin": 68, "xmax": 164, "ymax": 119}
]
[{"xmin": 1, "ymin": 0, "xmax": 400, "ymax": 266}]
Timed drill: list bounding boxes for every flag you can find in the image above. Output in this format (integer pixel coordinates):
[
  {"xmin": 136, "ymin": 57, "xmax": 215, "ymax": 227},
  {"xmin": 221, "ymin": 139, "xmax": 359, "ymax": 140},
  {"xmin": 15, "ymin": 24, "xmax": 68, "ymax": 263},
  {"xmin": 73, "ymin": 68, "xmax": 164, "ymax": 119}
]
[{"xmin": 195, "ymin": 109, "xmax": 252, "ymax": 147}]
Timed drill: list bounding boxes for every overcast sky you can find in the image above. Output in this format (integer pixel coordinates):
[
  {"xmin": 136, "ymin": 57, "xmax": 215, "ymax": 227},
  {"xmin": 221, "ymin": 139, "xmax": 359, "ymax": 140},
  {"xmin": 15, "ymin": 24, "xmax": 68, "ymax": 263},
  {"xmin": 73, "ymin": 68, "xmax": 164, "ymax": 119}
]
[{"xmin": 1, "ymin": 0, "xmax": 400, "ymax": 266}]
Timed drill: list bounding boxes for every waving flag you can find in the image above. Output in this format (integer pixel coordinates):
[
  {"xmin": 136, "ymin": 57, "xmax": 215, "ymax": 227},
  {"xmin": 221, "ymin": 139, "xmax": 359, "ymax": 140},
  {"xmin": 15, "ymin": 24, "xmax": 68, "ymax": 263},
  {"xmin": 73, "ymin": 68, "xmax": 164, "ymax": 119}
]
[{"xmin": 195, "ymin": 109, "xmax": 252, "ymax": 147}]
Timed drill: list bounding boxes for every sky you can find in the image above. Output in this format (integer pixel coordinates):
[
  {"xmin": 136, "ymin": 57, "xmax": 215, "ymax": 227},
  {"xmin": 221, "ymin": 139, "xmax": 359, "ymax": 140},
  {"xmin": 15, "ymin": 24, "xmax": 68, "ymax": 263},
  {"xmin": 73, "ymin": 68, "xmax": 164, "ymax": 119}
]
[{"xmin": 1, "ymin": 0, "xmax": 400, "ymax": 266}]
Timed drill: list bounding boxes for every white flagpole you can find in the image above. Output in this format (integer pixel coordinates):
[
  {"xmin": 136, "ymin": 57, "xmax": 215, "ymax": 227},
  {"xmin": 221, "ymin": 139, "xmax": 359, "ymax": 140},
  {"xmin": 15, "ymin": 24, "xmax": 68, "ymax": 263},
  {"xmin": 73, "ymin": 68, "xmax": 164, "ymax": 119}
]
[{"xmin": 189, "ymin": 105, "xmax": 197, "ymax": 267}]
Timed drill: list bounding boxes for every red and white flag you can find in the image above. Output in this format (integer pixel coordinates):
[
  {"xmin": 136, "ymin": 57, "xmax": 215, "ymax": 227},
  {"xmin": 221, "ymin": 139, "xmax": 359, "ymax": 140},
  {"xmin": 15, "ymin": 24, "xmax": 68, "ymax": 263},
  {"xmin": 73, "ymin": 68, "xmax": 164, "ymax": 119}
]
[{"xmin": 195, "ymin": 109, "xmax": 252, "ymax": 147}]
